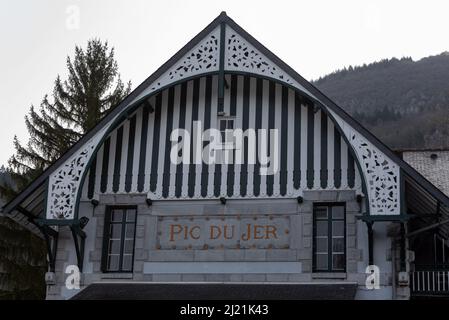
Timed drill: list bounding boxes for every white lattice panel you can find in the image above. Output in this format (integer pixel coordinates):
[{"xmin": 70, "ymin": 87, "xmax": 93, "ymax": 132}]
[
  {"xmin": 224, "ymin": 26, "xmax": 312, "ymax": 95},
  {"xmin": 329, "ymin": 110, "xmax": 401, "ymax": 215},
  {"xmin": 46, "ymin": 127, "xmax": 108, "ymax": 219},
  {"xmin": 132, "ymin": 26, "xmax": 220, "ymax": 104}
]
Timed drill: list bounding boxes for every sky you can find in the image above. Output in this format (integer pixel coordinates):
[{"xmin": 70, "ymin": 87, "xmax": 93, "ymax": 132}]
[{"xmin": 1, "ymin": 0, "xmax": 449, "ymax": 167}]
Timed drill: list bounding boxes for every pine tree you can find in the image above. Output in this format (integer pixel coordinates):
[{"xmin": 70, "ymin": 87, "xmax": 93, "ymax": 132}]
[
  {"xmin": 0, "ymin": 39, "xmax": 131, "ymax": 299},
  {"xmin": 2, "ymin": 39, "xmax": 131, "ymax": 196}
]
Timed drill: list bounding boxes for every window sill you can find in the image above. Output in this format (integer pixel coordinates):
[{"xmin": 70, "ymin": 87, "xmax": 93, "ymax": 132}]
[
  {"xmin": 311, "ymin": 273, "xmax": 347, "ymax": 280},
  {"xmin": 101, "ymin": 273, "xmax": 133, "ymax": 279}
]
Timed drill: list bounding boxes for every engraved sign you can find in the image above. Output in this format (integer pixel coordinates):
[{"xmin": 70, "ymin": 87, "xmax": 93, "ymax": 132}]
[{"xmin": 157, "ymin": 215, "xmax": 290, "ymax": 249}]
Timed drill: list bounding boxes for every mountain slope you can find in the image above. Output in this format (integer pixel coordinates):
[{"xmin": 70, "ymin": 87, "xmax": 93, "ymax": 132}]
[{"xmin": 313, "ymin": 53, "xmax": 449, "ymax": 149}]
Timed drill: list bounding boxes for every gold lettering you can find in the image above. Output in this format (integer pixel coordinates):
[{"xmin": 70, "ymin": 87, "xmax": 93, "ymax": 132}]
[
  {"xmin": 169, "ymin": 224, "xmax": 182, "ymax": 241},
  {"xmin": 266, "ymin": 225, "xmax": 278, "ymax": 239},
  {"xmin": 253, "ymin": 225, "xmax": 264, "ymax": 240},
  {"xmin": 210, "ymin": 225, "xmax": 222, "ymax": 240},
  {"xmin": 223, "ymin": 225, "xmax": 235, "ymax": 239},
  {"xmin": 190, "ymin": 226, "xmax": 201, "ymax": 240},
  {"xmin": 241, "ymin": 224, "xmax": 251, "ymax": 241}
]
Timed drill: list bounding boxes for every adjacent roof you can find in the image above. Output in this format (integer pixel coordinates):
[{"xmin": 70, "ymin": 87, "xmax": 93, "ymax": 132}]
[{"xmin": 70, "ymin": 282, "xmax": 358, "ymax": 300}]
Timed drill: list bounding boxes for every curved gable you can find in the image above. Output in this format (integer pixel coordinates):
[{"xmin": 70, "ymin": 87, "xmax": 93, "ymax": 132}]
[{"xmin": 80, "ymin": 75, "xmax": 363, "ymax": 202}]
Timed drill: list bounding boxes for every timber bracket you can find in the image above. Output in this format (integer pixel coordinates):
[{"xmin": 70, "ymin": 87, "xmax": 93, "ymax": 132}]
[
  {"xmin": 70, "ymin": 224, "xmax": 86, "ymax": 272},
  {"xmin": 17, "ymin": 206, "xmax": 59, "ymax": 272},
  {"xmin": 34, "ymin": 217, "xmax": 88, "ymax": 272}
]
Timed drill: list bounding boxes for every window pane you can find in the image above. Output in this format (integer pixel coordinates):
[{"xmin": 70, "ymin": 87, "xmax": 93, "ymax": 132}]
[
  {"xmin": 316, "ymin": 221, "xmax": 328, "ymax": 236},
  {"xmin": 332, "ymin": 237, "xmax": 345, "ymax": 253},
  {"xmin": 316, "ymin": 238, "xmax": 328, "ymax": 253},
  {"xmin": 220, "ymin": 120, "xmax": 226, "ymax": 130},
  {"xmin": 104, "ymin": 207, "xmax": 137, "ymax": 272},
  {"xmin": 109, "ymin": 239, "xmax": 121, "ymax": 254},
  {"xmin": 125, "ymin": 224, "xmax": 135, "ymax": 239},
  {"xmin": 228, "ymin": 120, "xmax": 234, "ymax": 128},
  {"xmin": 332, "ymin": 221, "xmax": 344, "ymax": 237},
  {"xmin": 111, "ymin": 210, "xmax": 123, "ymax": 222},
  {"xmin": 332, "ymin": 206, "xmax": 344, "ymax": 219},
  {"xmin": 126, "ymin": 210, "xmax": 136, "ymax": 222},
  {"xmin": 122, "ymin": 255, "xmax": 133, "ymax": 271},
  {"xmin": 314, "ymin": 207, "xmax": 328, "ymax": 219},
  {"xmin": 332, "ymin": 254, "xmax": 345, "ymax": 270},
  {"xmin": 124, "ymin": 240, "xmax": 134, "ymax": 254},
  {"xmin": 107, "ymin": 255, "xmax": 119, "ymax": 271},
  {"xmin": 110, "ymin": 224, "xmax": 122, "ymax": 239},
  {"xmin": 316, "ymin": 254, "xmax": 328, "ymax": 270}
]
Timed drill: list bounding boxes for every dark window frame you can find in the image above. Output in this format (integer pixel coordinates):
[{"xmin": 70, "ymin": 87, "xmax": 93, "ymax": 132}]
[
  {"xmin": 312, "ymin": 202, "xmax": 347, "ymax": 273},
  {"xmin": 101, "ymin": 205, "xmax": 137, "ymax": 273},
  {"xmin": 218, "ymin": 117, "xmax": 235, "ymax": 149}
]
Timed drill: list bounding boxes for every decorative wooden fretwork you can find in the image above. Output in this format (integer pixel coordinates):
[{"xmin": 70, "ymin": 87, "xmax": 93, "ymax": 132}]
[
  {"xmin": 224, "ymin": 25, "xmax": 311, "ymax": 94},
  {"xmin": 132, "ymin": 27, "xmax": 221, "ymax": 104},
  {"xmin": 329, "ymin": 110, "xmax": 400, "ymax": 215},
  {"xmin": 47, "ymin": 128, "xmax": 108, "ymax": 220}
]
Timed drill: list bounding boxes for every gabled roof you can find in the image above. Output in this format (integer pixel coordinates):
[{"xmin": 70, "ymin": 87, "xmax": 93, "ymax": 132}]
[{"xmin": 4, "ymin": 12, "xmax": 449, "ymax": 224}]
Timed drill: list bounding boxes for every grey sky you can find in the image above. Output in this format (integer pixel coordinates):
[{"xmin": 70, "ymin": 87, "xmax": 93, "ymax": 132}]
[{"xmin": 1, "ymin": 0, "xmax": 449, "ymax": 167}]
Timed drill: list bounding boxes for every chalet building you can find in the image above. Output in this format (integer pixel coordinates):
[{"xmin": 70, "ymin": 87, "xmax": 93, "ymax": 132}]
[{"xmin": 3, "ymin": 12, "xmax": 449, "ymax": 300}]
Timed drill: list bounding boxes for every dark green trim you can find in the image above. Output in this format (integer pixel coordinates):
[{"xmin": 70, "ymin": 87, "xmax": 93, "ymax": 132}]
[
  {"xmin": 87, "ymin": 155, "xmax": 97, "ymax": 199},
  {"xmin": 101, "ymin": 206, "xmax": 137, "ymax": 273},
  {"xmin": 125, "ymin": 114, "xmax": 137, "ymax": 192},
  {"xmin": 356, "ymin": 215, "xmax": 410, "ymax": 222},
  {"xmin": 113, "ymin": 125, "xmax": 124, "ymax": 192},
  {"xmin": 400, "ymin": 168, "xmax": 407, "ymax": 217},
  {"xmin": 320, "ymin": 113, "xmax": 328, "ymax": 189},
  {"xmin": 306, "ymin": 104, "xmax": 314, "ymax": 189},
  {"xmin": 137, "ymin": 105, "xmax": 149, "ymax": 192},
  {"xmin": 71, "ymin": 225, "xmax": 86, "ymax": 272},
  {"xmin": 312, "ymin": 202, "xmax": 347, "ymax": 273},
  {"xmin": 347, "ymin": 147, "xmax": 355, "ymax": 188},
  {"xmin": 400, "ymin": 223, "xmax": 406, "ymax": 272},
  {"xmin": 100, "ymin": 208, "xmax": 111, "ymax": 273},
  {"xmin": 333, "ymin": 126, "xmax": 341, "ymax": 189},
  {"xmin": 367, "ymin": 221, "xmax": 374, "ymax": 265},
  {"xmin": 100, "ymin": 137, "xmax": 110, "ymax": 193},
  {"xmin": 35, "ymin": 219, "xmax": 80, "ymax": 226},
  {"xmin": 217, "ymin": 21, "xmax": 226, "ymax": 113}
]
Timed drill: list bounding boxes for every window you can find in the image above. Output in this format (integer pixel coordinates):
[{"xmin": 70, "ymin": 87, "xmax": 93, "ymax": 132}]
[
  {"xmin": 313, "ymin": 203, "xmax": 346, "ymax": 272},
  {"xmin": 219, "ymin": 118, "xmax": 235, "ymax": 149},
  {"xmin": 101, "ymin": 206, "xmax": 137, "ymax": 272}
]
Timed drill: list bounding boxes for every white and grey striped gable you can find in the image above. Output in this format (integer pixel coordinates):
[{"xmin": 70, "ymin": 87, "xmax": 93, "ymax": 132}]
[
  {"xmin": 8, "ymin": 12, "xmax": 411, "ymax": 222},
  {"xmin": 80, "ymin": 74, "xmax": 363, "ymax": 202}
]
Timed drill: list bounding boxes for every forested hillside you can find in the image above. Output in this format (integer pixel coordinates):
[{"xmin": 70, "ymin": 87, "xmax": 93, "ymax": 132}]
[{"xmin": 313, "ymin": 53, "xmax": 449, "ymax": 149}]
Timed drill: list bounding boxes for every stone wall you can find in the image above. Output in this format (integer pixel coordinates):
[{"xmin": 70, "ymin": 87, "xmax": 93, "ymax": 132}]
[{"xmin": 45, "ymin": 190, "xmax": 395, "ymax": 300}]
